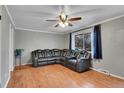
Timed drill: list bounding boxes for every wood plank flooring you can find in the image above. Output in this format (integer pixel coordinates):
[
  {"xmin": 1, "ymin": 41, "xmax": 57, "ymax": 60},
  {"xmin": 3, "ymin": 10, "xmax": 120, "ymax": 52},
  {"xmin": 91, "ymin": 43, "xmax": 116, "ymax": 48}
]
[{"xmin": 7, "ymin": 64, "xmax": 124, "ymax": 88}]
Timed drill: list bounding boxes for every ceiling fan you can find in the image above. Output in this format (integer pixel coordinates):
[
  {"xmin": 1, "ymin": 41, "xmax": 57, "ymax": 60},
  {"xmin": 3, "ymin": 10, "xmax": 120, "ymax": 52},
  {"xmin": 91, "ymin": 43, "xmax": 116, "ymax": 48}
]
[{"xmin": 46, "ymin": 11, "xmax": 82, "ymax": 28}]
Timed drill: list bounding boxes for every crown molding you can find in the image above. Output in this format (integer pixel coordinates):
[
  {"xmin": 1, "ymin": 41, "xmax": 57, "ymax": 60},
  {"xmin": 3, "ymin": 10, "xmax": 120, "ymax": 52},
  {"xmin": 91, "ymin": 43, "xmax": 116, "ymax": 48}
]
[
  {"xmin": 91, "ymin": 14, "xmax": 124, "ymax": 26},
  {"xmin": 15, "ymin": 27, "xmax": 67, "ymax": 34},
  {"xmin": 72, "ymin": 14, "xmax": 124, "ymax": 33}
]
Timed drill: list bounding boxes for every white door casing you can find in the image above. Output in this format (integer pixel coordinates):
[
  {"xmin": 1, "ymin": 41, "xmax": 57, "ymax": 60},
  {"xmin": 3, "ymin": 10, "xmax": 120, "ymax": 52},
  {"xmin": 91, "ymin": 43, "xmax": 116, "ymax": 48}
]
[{"xmin": 9, "ymin": 24, "xmax": 14, "ymax": 71}]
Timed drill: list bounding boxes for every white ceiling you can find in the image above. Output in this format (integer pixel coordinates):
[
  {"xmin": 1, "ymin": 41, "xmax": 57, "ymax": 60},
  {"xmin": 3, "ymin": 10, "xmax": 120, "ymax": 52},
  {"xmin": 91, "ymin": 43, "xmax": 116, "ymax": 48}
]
[{"xmin": 7, "ymin": 5, "xmax": 124, "ymax": 34}]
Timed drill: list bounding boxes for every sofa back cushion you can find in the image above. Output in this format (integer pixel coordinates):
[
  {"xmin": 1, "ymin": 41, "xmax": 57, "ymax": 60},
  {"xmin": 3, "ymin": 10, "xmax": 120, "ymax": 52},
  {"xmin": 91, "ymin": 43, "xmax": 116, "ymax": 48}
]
[
  {"xmin": 61, "ymin": 49, "xmax": 69, "ymax": 57},
  {"xmin": 36, "ymin": 49, "xmax": 45, "ymax": 58},
  {"xmin": 70, "ymin": 50, "xmax": 78, "ymax": 57},
  {"xmin": 78, "ymin": 50, "xmax": 90, "ymax": 59},
  {"xmin": 52, "ymin": 49, "xmax": 60, "ymax": 57},
  {"xmin": 44, "ymin": 49, "xmax": 52, "ymax": 57},
  {"xmin": 83, "ymin": 51, "xmax": 90, "ymax": 59},
  {"xmin": 32, "ymin": 49, "xmax": 83, "ymax": 59}
]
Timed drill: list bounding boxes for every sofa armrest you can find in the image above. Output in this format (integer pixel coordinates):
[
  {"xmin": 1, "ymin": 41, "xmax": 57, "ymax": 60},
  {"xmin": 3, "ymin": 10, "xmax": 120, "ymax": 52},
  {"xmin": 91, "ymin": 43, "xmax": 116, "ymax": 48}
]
[
  {"xmin": 32, "ymin": 52, "xmax": 38, "ymax": 67},
  {"xmin": 76, "ymin": 59, "xmax": 91, "ymax": 72}
]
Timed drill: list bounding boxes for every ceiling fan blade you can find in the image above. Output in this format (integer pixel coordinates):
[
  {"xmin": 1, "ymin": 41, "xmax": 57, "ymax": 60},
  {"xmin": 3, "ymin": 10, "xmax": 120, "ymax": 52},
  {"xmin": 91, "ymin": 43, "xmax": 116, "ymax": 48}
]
[
  {"xmin": 46, "ymin": 19, "xmax": 58, "ymax": 21},
  {"xmin": 68, "ymin": 17, "xmax": 82, "ymax": 21},
  {"xmin": 54, "ymin": 24, "xmax": 59, "ymax": 27}
]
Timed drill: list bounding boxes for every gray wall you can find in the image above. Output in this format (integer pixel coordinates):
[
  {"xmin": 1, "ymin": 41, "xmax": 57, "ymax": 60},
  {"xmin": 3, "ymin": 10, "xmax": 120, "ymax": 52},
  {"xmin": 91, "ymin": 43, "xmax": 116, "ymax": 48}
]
[
  {"xmin": 92, "ymin": 16, "xmax": 124, "ymax": 78},
  {"xmin": 14, "ymin": 30, "xmax": 69, "ymax": 65},
  {"xmin": 0, "ymin": 6, "xmax": 13, "ymax": 87},
  {"xmin": 72, "ymin": 16, "xmax": 124, "ymax": 78}
]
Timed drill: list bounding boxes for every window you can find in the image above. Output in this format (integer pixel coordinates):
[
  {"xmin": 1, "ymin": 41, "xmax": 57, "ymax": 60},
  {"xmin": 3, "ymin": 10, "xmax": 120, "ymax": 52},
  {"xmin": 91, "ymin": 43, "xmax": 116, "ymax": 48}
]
[
  {"xmin": 75, "ymin": 34, "xmax": 83, "ymax": 50},
  {"xmin": 84, "ymin": 33, "xmax": 91, "ymax": 51},
  {"xmin": 74, "ymin": 32, "xmax": 91, "ymax": 51}
]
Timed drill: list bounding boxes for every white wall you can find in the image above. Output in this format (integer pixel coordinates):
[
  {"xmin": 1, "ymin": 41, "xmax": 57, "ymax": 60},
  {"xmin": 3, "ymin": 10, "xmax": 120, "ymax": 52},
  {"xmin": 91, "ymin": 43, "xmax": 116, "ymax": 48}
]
[
  {"xmin": 1, "ymin": 6, "xmax": 14, "ymax": 87},
  {"xmin": 14, "ymin": 30, "xmax": 69, "ymax": 65},
  {"xmin": 92, "ymin": 16, "xmax": 124, "ymax": 78}
]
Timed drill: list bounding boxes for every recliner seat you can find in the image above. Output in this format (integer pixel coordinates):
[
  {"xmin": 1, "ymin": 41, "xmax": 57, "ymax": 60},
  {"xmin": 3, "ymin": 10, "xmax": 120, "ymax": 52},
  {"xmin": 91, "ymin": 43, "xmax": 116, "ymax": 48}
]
[{"xmin": 32, "ymin": 49, "xmax": 91, "ymax": 72}]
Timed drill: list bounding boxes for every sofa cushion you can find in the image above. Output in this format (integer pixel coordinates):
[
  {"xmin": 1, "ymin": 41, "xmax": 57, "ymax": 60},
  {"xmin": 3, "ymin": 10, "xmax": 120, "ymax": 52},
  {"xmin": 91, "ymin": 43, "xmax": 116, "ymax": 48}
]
[
  {"xmin": 47, "ymin": 61, "xmax": 56, "ymax": 64},
  {"xmin": 66, "ymin": 56, "xmax": 76, "ymax": 60},
  {"xmin": 77, "ymin": 50, "xmax": 90, "ymax": 59},
  {"xmin": 47, "ymin": 57, "xmax": 56, "ymax": 61},
  {"xmin": 44, "ymin": 49, "xmax": 52, "ymax": 57},
  {"xmin": 36, "ymin": 49, "xmax": 45, "ymax": 58},
  {"xmin": 59, "ymin": 57, "xmax": 66, "ymax": 62},
  {"xmin": 38, "ymin": 58, "xmax": 48, "ymax": 62},
  {"xmin": 62, "ymin": 49, "xmax": 68, "ymax": 57},
  {"xmin": 52, "ymin": 49, "xmax": 61, "ymax": 57},
  {"xmin": 65, "ymin": 50, "xmax": 77, "ymax": 59}
]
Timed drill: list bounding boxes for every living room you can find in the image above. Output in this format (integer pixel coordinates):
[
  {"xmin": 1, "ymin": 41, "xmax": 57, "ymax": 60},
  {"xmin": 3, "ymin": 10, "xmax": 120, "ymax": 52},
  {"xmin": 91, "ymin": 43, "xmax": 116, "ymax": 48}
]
[{"xmin": 0, "ymin": 4, "xmax": 124, "ymax": 90}]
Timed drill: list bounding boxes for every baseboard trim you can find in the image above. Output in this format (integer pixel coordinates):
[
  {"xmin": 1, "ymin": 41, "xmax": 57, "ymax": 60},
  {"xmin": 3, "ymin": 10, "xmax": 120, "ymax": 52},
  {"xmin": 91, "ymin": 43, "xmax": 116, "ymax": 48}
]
[
  {"xmin": 90, "ymin": 67, "xmax": 124, "ymax": 80},
  {"xmin": 10, "ymin": 66, "xmax": 14, "ymax": 72},
  {"xmin": 4, "ymin": 72, "xmax": 10, "ymax": 88},
  {"xmin": 4, "ymin": 66, "xmax": 14, "ymax": 88},
  {"xmin": 110, "ymin": 73, "xmax": 124, "ymax": 80},
  {"xmin": 22, "ymin": 63, "xmax": 32, "ymax": 65},
  {"xmin": 15, "ymin": 63, "xmax": 32, "ymax": 66}
]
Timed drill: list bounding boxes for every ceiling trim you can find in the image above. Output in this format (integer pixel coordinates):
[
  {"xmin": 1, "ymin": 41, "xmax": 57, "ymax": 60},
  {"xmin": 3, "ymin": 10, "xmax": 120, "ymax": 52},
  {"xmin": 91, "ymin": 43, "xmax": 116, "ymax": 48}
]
[
  {"xmin": 72, "ymin": 14, "xmax": 124, "ymax": 33},
  {"xmin": 4, "ymin": 5, "xmax": 16, "ymax": 28},
  {"xmin": 15, "ymin": 27, "xmax": 67, "ymax": 34}
]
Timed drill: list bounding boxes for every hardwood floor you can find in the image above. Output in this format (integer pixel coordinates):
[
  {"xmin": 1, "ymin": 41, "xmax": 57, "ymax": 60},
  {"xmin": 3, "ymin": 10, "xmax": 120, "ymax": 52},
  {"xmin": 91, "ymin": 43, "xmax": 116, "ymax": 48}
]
[{"xmin": 7, "ymin": 64, "xmax": 124, "ymax": 88}]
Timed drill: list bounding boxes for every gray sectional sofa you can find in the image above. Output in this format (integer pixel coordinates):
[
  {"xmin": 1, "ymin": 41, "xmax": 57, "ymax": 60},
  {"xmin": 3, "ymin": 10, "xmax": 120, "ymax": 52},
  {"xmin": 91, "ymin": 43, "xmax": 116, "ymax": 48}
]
[{"xmin": 32, "ymin": 49, "xmax": 91, "ymax": 72}]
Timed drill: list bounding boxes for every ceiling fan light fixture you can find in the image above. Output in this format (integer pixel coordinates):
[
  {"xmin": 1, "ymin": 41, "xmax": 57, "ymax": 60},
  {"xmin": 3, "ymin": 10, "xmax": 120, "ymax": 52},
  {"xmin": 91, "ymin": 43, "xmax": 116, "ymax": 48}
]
[
  {"xmin": 60, "ymin": 11, "xmax": 66, "ymax": 21},
  {"xmin": 59, "ymin": 21, "xmax": 69, "ymax": 28},
  {"xmin": 59, "ymin": 22, "xmax": 65, "ymax": 28},
  {"xmin": 64, "ymin": 21, "xmax": 69, "ymax": 26}
]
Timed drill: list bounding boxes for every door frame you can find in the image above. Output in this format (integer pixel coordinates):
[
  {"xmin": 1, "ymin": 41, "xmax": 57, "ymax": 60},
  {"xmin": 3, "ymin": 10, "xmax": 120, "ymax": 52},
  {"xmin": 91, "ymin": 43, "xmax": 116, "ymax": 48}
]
[{"xmin": 9, "ymin": 24, "xmax": 14, "ymax": 71}]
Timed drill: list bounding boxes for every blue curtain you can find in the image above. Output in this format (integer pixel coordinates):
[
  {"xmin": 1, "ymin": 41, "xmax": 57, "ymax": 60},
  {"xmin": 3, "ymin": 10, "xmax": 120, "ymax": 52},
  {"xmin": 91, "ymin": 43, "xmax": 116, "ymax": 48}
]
[
  {"xmin": 69, "ymin": 33, "xmax": 72, "ymax": 50},
  {"xmin": 93, "ymin": 25, "xmax": 102, "ymax": 59}
]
